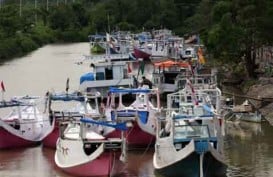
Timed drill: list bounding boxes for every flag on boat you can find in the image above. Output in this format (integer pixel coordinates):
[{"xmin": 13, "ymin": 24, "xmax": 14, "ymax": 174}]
[
  {"xmin": 197, "ymin": 47, "xmax": 206, "ymax": 64},
  {"xmin": 128, "ymin": 63, "xmax": 132, "ymax": 73},
  {"xmin": 1, "ymin": 81, "xmax": 5, "ymax": 92}
]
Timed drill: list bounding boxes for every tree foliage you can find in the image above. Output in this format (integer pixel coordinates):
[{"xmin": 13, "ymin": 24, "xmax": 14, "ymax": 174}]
[
  {"xmin": 187, "ymin": 0, "xmax": 273, "ymax": 78},
  {"xmin": 0, "ymin": 0, "xmax": 272, "ymax": 78}
]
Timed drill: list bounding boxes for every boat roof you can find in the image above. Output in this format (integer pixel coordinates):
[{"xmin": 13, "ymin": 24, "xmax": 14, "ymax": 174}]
[
  {"xmin": 92, "ymin": 60, "xmax": 131, "ymax": 67},
  {"xmin": 0, "ymin": 95, "xmax": 40, "ymax": 108},
  {"xmin": 108, "ymin": 87, "xmax": 153, "ymax": 94},
  {"xmin": 173, "ymin": 114, "xmax": 214, "ymax": 120},
  {"xmin": 0, "ymin": 100, "xmax": 24, "ymax": 108},
  {"xmin": 80, "ymin": 118, "xmax": 128, "ymax": 131},
  {"xmin": 50, "ymin": 92, "xmax": 85, "ymax": 102}
]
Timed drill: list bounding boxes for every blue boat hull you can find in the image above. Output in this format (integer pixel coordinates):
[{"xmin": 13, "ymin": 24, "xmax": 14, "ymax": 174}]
[{"xmin": 155, "ymin": 152, "xmax": 227, "ymax": 177}]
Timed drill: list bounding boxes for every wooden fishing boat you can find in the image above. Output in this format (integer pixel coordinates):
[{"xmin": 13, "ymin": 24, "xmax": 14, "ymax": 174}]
[
  {"xmin": 0, "ymin": 96, "xmax": 52, "ymax": 149},
  {"xmin": 55, "ymin": 118, "xmax": 127, "ymax": 177},
  {"xmin": 152, "ymin": 59, "xmax": 189, "ymax": 93},
  {"xmin": 42, "ymin": 91, "xmax": 101, "ymax": 148},
  {"xmin": 104, "ymin": 86, "xmax": 161, "ymax": 148},
  {"xmin": 153, "ymin": 84, "xmax": 226, "ymax": 177}
]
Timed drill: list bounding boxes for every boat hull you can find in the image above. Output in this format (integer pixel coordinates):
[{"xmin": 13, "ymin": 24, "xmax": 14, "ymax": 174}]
[
  {"xmin": 235, "ymin": 112, "xmax": 262, "ymax": 123},
  {"xmin": 155, "ymin": 152, "xmax": 226, "ymax": 177},
  {"xmin": 0, "ymin": 127, "xmax": 39, "ymax": 149},
  {"xmin": 55, "ymin": 135, "xmax": 123, "ymax": 177},
  {"xmin": 133, "ymin": 47, "xmax": 151, "ymax": 60},
  {"xmin": 60, "ymin": 152, "xmax": 115, "ymax": 177},
  {"xmin": 42, "ymin": 126, "xmax": 59, "ymax": 148},
  {"xmin": 107, "ymin": 122, "xmax": 155, "ymax": 148}
]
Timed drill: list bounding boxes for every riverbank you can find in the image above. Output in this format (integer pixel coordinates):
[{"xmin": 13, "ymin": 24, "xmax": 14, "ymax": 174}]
[
  {"xmin": 218, "ymin": 61, "xmax": 273, "ymax": 124},
  {"xmin": 0, "ymin": 24, "xmax": 88, "ymax": 62},
  {"xmin": 243, "ymin": 78, "xmax": 273, "ymax": 124}
]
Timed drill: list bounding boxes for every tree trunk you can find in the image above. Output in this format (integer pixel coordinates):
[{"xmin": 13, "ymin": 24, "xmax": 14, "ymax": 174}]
[{"xmin": 244, "ymin": 47, "xmax": 256, "ymax": 78}]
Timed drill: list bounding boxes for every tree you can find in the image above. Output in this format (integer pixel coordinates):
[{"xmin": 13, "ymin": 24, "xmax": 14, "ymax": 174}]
[
  {"xmin": 49, "ymin": 4, "xmax": 76, "ymax": 31},
  {"xmin": 187, "ymin": 0, "xmax": 273, "ymax": 78}
]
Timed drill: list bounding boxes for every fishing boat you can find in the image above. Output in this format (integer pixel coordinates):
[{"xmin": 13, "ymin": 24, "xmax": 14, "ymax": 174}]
[
  {"xmin": 152, "ymin": 57, "xmax": 217, "ymax": 94},
  {"xmin": 104, "ymin": 86, "xmax": 161, "ymax": 148},
  {"xmin": 42, "ymin": 91, "xmax": 102, "ymax": 148},
  {"xmin": 0, "ymin": 96, "xmax": 52, "ymax": 149},
  {"xmin": 234, "ymin": 111, "xmax": 262, "ymax": 123},
  {"xmin": 152, "ymin": 59, "xmax": 189, "ymax": 93},
  {"xmin": 153, "ymin": 84, "xmax": 226, "ymax": 177},
  {"xmin": 228, "ymin": 99, "xmax": 263, "ymax": 123},
  {"xmin": 89, "ymin": 32, "xmax": 134, "ymax": 55},
  {"xmin": 55, "ymin": 117, "xmax": 127, "ymax": 177},
  {"xmin": 79, "ymin": 57, "xmax": 136, "ymax": 97},
  {"xmin": 133, "ymin": 45, "xmax": 152, "ymax": 60},
  {"xmin": 223, "ymin": 98, "xmax": 263, "ymax": 123},
  {"xmin": 89, "ymin": 34, "xmax": 106, "ymax": 54}
]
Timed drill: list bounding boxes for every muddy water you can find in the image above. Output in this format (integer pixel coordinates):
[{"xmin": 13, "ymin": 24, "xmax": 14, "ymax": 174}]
[{"xmin": 0, "ymin": 43, "xmax": 272, "ymax": 177}]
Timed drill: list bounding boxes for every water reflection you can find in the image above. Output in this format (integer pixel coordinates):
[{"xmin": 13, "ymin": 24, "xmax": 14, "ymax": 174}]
[
  {"xmin": 126, "ymin": 150, "xmax": 155, "ymax": 177},
  {"xmin": 225, "ymin": 121, "xmax": 273, "ymax": 177},
  {"xmin": 0, "ymin": 147, "xmax": 56, "ymax": 177}
]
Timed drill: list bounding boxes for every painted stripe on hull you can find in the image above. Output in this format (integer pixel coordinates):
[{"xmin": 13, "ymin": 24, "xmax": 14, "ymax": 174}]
[
  {"xmin": 155, "ymin": 152, "xmax": 226, "ymax": 177},
  {"xmin": 0, "ymin": 128, "xmax": 39, "ymax": 149}
]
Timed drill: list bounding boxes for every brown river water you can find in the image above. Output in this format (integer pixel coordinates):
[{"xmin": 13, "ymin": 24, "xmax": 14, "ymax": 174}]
[{"xmin": 0, "ymin": 43, "xmax": 273, "ymax": 177}]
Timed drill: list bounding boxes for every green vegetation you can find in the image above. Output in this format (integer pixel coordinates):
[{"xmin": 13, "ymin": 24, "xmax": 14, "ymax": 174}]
[
  {"xmin": 0, "ymin": 0, "xmax": 273, "ymax": 80},
  {"xmin": 187, "ymin": 0, "xmax": 273, "ymax": 78}
]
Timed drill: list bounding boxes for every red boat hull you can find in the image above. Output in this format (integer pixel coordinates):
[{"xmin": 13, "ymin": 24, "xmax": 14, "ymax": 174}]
[
  {"xmin": 43, "ymin": 126, "xmax": 59, "ymax": 149},
  {"xmin": 0, "ymin": 127, "xmax": 38, "ymax": 149},
  {"xmin": 107, "ymin": 122, "xmax": 155, "ymax": 148},
  {"xmin": 133, "ymin": 47, "xmax": 151, "ymax": 60},
  {"xmin": 61, "ymin": 151, "xmax": 122, "ymax": 177},
  {"xmin": 43, "ymin": 122, "xmax": 155, "ymax": 149}
]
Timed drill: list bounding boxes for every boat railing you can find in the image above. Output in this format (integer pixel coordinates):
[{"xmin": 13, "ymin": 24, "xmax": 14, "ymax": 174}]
[
  {"xmin": 52, "ymin": 111, "xmax": 84, "ymax": 120},
  {"xmin": 81, "ymin": 53, "xmax": 130, "ymax": 62},
  {"xmin": 173, "ymin": 124, "xmax": 210, "ymax": 140}
]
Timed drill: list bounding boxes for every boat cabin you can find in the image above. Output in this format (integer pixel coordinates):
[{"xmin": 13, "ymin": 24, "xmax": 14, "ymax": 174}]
[
  {"xmin": 79, "ymin": 61, "xmax": 133, "ymax": 97},
  {"xmin": 152, "ymin": 60, "xmax": 189, "ymax": 93}
]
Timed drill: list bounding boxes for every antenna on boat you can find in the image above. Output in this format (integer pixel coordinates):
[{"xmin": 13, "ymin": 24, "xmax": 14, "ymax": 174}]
[
  {"xmin": 65, "ymin": 78, "xmax": 70, "ymax": 94},
  {"xmin": 107, "ymin": 13, "xmax": 110, "ymax": 34},
  {"xmin": 1, "ymin": 81, "xmax": 6, "ymax": 101}
]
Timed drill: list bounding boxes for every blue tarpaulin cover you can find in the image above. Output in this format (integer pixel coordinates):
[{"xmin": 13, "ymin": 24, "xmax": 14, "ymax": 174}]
[
  {"xmin": 80, "ymin": 72, "xmax": 95, "ymax": 84},
  {"xmin": 80, "ymin": 118, "xmax": 128, "ymax": 131},
  {"xmin": 109, "ymin": 87, "xmax": 151, "ymax": 94}
]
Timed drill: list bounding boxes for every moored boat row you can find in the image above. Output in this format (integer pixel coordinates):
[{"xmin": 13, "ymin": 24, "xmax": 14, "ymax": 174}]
[{"xmin": 0, "ymin": 29, "xmax": 231, "ymax": 177}]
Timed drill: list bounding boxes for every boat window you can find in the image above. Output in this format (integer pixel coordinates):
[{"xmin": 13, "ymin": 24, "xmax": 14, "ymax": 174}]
[
  {"xmin": 197, "ymin": 79, "xmax": 203, "ymax": 84},
  {"xmin": 185, "ymin": 50, "xmax": 191, "ymax": 55},
  {"xmin": 174, "ymin": 124, "xmax": 210, "ymax": 140},
  {"xmin": 96, "ymin": 72, "xmax": 105, "ymax": 80},
  {"xmin": 105, "ymin": 68, "xmax": 113, "ymax": 80}
]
